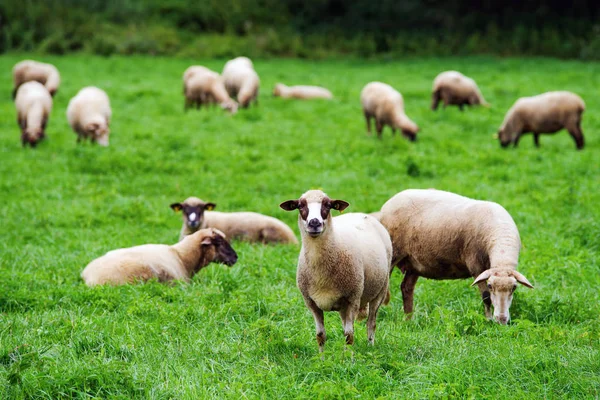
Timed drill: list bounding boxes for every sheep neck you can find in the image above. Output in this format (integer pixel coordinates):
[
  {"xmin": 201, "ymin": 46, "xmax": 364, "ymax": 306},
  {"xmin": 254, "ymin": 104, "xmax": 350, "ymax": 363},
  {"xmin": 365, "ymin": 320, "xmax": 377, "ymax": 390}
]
[
  {"xmin": 301, "ymin": 223, "xmax": 343, "ymax": 273},
  {"xmin": 172, "ymin": 238, "xmax": 206, "ymax": 278}
]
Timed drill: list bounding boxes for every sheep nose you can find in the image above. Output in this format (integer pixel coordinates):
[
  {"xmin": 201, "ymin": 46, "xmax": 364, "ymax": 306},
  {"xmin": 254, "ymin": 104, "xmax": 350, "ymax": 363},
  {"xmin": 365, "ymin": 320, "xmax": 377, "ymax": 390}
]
[
  {"xmin": 497, "ymin": 315, "xmax": 509, "ymax": 325},
  {"xmin": 308, "ymin": 219, "xmax": 321, "ymax": 228}
]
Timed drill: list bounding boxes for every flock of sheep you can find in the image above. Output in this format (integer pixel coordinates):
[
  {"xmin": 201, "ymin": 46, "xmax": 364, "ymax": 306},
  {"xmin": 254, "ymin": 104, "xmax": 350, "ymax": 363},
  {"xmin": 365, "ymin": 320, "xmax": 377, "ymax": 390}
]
[{"xmin": 15, "ymin": 55, "xmax": 587, "ymax": 354}]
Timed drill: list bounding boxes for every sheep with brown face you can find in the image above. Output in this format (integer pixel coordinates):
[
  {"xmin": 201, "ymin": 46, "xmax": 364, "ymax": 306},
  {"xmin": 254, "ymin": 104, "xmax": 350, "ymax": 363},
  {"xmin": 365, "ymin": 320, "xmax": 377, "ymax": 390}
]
[
  {"xmin": 182, "ymin": 66, "xmax": 238, "ymax": 113},
  {"xmin": 12, "ymin": 60, "xmax": 60, "ymax": 99},
  {"xmin": 171, "ymin": 197, "xmax": 298, "ymax": 244},
  {"xmin": 497, "ymin": 91, "xmax": 585, "ymax": 150},
  {"xmin": 222, "ymin": 57, "xmax": 260, "ymax": 108},
  {"xmin": 360, "ymin": 82, "xmax": 419, "ymax": 141},
  {"xmin": 14, "ymin": 81, "xmax": 53, "ymax": 148},
  {"xmin": 280, "ymin": 190, "xmax": 392, "ymax": 353},
  {"xmin": 431, "ymin": 71, "xmax": 489, "ymax": 111},
  {"xmin": 67, "ymin": 87, "xmax": 112, "ymax": 146},
  {"xmin": 273, "ymin": 83, "xmax": 333, "ymax": 100},
  {"xmin": 379, "ymin": 189, "xmax": 534, "ymax": 325},
  {"xmin": 81, "ymin": 228, "xmax": 237, "ymax": 286}
]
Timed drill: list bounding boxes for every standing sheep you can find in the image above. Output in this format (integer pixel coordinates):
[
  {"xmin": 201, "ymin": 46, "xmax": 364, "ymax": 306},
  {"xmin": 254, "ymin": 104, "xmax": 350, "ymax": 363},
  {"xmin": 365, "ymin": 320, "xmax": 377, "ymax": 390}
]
[
  {"xmin": 67, "ymin": 87, "xmax": 112, "ymax": 146},
  {"xmin": 379, "ymin": 189, "xmax": 533, "ymax": 324},
  {"xmin": 280, "ymin": 190, "xmax": 392, "ymax": 353},
  {"xmin": 497, "ymin": 91, "xmax": 585, "ymax": 150},
  {"xmin": 182, "ymin": 66, "xmax": 238, "ymax": 113},
  {"xmin": 81, "ymin": 228, "xmax": 238, "ymax": 286},
  {"xmin": 273, "ymin": 83, "xmax": 333, "ymax": 100},
  {"xmin": 171, "ymin": 197, "xmax": 298, "ymax": 244},
  {"xmin": 360, "ymin": 82, "xmax": 419, "ymax": 141},
  {"xmin": 14, "ymin": 81, "xmax": 53, "ymax": 148},
  {"xmin": 12, "ymin": 60, "xmax": 60, "ymax": 99},
  {"xmin": 431, "ymin": 71, "xmax": 489, "ymax": 110},
  {"xmin": 222, "ymin": 57, "xmax": 260, "ymax": 108}
]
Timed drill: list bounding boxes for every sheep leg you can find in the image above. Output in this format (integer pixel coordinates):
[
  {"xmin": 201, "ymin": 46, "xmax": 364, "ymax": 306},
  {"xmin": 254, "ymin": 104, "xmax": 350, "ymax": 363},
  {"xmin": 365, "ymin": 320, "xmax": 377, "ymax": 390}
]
[
  {"xmin": 512, "ymin": 133, "xmax": 522, "ymax": 148},
  {"xmin": 340, "ymin": 304, "xmax": 358, "ymax": 346},
  {"xmin": 431, "ymin": 90, "xmax": 441, "ymax": 111},
  {"xmin": 364, "ymin": 112, "xmax": 372, "ymax": 135},
  {"xmin": 476, "ymin": 281, "xmax": 493, "ymax": 319},
  {"xmin": 459, "ymin": 103, "xmax": 464, "ymax": 111},
  {"xmin": 533, "ymin": 133, "xmax": 540, "ymax": 147},
  {"xmin": 366, "ymin": 286, "xmax": 388, "ymax": 345},
  {"xmin": 375, "ymin": 120, "xmax": 383, "ymax": 139},
  {"xmin": 401, "ymin": 272, "xmax": 419, "ymax": 317},
  {"xmin": 392, "ymin": 128, "xmax": 397, "ymax": 136},
  {"xmin": 567, "ymin": 121, "xmax": 585, "ymax": 150},
  {"xmin": 305, "ymin": 298, "xmax": 326, "ymax": 353}
]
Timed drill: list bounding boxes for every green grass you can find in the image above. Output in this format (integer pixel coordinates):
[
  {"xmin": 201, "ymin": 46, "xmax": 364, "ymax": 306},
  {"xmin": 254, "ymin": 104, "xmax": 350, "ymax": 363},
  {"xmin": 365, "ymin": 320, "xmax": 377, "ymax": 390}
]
[{"xmin": 0, "ymin": 54, "xmax": 599, "ymax": 399}]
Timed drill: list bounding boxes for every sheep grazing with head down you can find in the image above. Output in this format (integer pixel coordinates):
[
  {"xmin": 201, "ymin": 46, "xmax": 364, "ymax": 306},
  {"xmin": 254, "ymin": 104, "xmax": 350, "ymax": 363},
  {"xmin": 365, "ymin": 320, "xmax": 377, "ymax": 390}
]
[
  {"xmin": 14, "ymin": 81, "xmax": 53, "ymax": 148},
  {"xmin": 171, "ymin": 197, "xmax": 298, "ymax": 244},
  {"xmin": 12, "ymin": 60, "xmax": 60, "ymax": 99},
  {"xmin": 431, "ymin": 71, "xmax": 489, "ymax": 111},
  {"xmin": 360, "ymin": 82, "xmax": 419, "ymax": 141},
  {"xmin": 497, "ymin": 91, "xmax": 585, "ymax": 150},
  {"xmin": 67, "ymin": 87, "xmax": 112, "ymax": 146},
  {"xmin": 182, "ymin": 66, "xmax": 238, "ymax": 113},
  {"xmin": 280, "ymin": 190, "xmax": 392, "ymax": 353},
  {"xmin": 81, "ymin": 228, "xmax": 237, "ymax": 286},
  {"xmin": 273, "ymin": 83, "xmax": 333, "ymax": 100},
  {"xmin": 378, "ymin": 189, "xmax": 534, "ymax": 325},
  {"xmin": 222, "ymin": 57, "xmax": 260, "ymax": 108}
]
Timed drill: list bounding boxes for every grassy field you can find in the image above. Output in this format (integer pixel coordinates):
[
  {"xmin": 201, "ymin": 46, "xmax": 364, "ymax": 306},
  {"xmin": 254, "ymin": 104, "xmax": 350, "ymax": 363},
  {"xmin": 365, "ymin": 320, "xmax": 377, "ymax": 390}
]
[{"xmin": 0, "ymin": 54, "xmax": 599, "ymax": 399}]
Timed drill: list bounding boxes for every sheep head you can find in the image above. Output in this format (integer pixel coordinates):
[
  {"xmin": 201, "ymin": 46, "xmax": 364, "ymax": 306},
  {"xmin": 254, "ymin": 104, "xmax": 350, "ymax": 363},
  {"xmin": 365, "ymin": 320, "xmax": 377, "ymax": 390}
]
[
  {"xmin": 170, "ymin": 197, "xmax": 216, "ymax": 232},
  {"xmin": 280, "ymin": 190, "xmax": 349, "ymax": 238}
]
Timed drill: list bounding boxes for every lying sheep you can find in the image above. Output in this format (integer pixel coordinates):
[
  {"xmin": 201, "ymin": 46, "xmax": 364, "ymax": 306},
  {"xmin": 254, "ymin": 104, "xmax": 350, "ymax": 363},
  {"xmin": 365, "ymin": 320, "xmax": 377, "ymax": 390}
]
[
  {"xmin": 431, "ymin": 71, "xmax": 489, "ymax": 110},
  {"xmin": 273, "ymin": 83, "xmax": 333, "ymax": 100},
  {"xmin": 497, "ymin": 91, "xmax": 585, "ymax": 150},
  {"xmin": 12, "ymin": 60, "xmax": 60, "ymax": 99},
  {"xmin": 280, "ymin": 190, "xmax": 392, "ymax": 352},
  {"xmin": 67, "ymin": 87, "xmax": 112, "ymax": 146},
  {"xmin": 15, "ymin": 81, "xmax": 53, "ymax": 148},
  {"xmin": 222, "ymin": 57, "xmax": 260, "ymax": 108},
  {"xmin": 360, "ymin": 82, "xmax": 419, "ymax": 141},
  {"xmin": 171, "ymin": 197, "xmax": 298, "ymax": 244},
  {"xmin": 81, "ymin": 228, "xmax": 238, "ymax": 286},
  {"xmin": 182, "ymin": 66, "xmax": 238, "ymax": 113},
  {"xmin": 379, "ymin": 189, "xmax": 533, "ymax": 324}
]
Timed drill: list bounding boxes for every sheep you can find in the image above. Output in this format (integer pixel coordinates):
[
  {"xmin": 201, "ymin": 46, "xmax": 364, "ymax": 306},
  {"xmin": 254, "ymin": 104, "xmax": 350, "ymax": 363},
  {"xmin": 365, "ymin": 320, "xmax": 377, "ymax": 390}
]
[
  {"xmin": 81, "ymin": 228, "xmax": 238, "ymax": 286},
  {"xmin": 171, "ymin": 197, "xmax": 298, "ymax": 244},
  {"xmin": 222, "ymin": 57, "xmax": 260, "ymax": 108},
  {"xmin": 360, "ymin": 82, "xmax": 419, "ymax": 141},
  {"xmin": 280, "ymin": 190, "xmax": 392, "ymax": 353},
  {"xmin": 378, "ymin": 189, "xmax": 534, "ymax": 325},
  {"xmin": 67, "ymin": 87, "xmax": 112, "ymax": 146},
  {"xmin": 431, "ymin": 71, "xmax": 489, "ymax": 111},
  {"xmin": 273, "ymin": 83, "xmax": 333, "ymax": 100},
  {"xmin": 12, "ymin": 60, "xmax": 60, "ymax": 99},
  {"xmin": 182, "ymin": 66, "xmax": 238, "ymax": 113},
  {"xmin": 497, "ymin": 91, "xmax": 585, "ymax": 150},
  {"xmin": 14, "ymin": 81, "xmax": 53, "ymax": 148}
]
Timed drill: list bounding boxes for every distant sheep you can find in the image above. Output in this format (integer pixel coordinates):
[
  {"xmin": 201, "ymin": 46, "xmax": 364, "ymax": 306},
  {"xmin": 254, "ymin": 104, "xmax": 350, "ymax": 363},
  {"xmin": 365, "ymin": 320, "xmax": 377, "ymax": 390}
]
[
  {"xmin": 81, "ymin": 228, "xmax": 238, "ymax": 286},
  {"xmin": 222, "ymin": 57, "xmax": 260, "ymax": 108},
  {"xmin": 182, "ymin": 66, "xmax": 238, "ymax": 113},
  {"xmin": 171, "ymin": 197, "xmax": 298, "ymax": 244},
  {"xmin": 497, "ymin": 91, "xmax": 585, "ymax": 150},
  {"xmin": 273, "ymin": 83, "xmax": 333, "ymax": 100},
  {"xmin": 280, "ymin": 190, "xmax": 392, "ymax": 352},
  {"xmin": 360, "ymin": 82, "xmax": 419, "ymax": 141},
  {"xmin": 67, "ymin": 87, "xmax": 112, "ymax": 146},
  {"xmin": 12, "ymin": 60, "xmax": 60, "ymax": 99},
  {"xmin": 15, "ymin": 81, "xmax": 53, "ymax": 148},
  {"xmin": 379, "ymin": 189, "xmax": 533, "ymax": 324},
  {"xmin": 431, "ymin": 71, "xmax": 489, "ymax": 110}
]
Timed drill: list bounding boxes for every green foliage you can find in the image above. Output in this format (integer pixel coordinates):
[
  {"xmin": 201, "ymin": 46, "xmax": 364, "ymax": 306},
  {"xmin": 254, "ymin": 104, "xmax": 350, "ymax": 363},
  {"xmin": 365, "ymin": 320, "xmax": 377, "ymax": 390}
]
[{"xmin": 0, "ymin": 55, "xmax": 599, "ymax": 398}]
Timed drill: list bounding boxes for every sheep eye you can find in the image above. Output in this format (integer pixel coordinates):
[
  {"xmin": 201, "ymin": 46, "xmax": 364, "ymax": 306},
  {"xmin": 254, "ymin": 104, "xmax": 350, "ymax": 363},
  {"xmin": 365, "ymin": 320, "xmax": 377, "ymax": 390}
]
[{"xmin": 487, "ymin": 284, "xmax": 492, "ymax": 290}]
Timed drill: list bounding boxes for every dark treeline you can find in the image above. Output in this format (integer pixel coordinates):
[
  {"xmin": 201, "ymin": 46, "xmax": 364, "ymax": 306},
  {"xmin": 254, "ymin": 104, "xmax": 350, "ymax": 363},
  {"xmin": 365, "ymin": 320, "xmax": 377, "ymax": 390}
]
[{"xmin": 2, "ymin": 0, "xmax": 600, "ymax": 58}]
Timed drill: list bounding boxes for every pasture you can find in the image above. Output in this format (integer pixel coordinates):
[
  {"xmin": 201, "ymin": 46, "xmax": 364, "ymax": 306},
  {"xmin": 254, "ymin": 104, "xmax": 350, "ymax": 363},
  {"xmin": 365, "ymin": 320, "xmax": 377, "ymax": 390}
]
[{"xmin": 0, "ymin": 54, "xmax": 599, "ymax": 398}]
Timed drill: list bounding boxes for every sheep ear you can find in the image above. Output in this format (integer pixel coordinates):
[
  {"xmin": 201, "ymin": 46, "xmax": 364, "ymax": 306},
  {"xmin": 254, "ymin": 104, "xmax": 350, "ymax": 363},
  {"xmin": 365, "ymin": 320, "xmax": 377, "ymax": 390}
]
[
  {"xmin": 201, "ymin": 237, "xmax": 212, "ymax": 245},
  {"xmin": 331, "ymin": 200, "xmax": 349, "ymax": 212},
  {"xmin": 512, "ymin": 271, "xmax": 534, "ymax": 289},
  {"xmin": 205, "ymin": 203, "xmax": 216, "ymax": 211},
  {"xmin": 471, "ymin": 270, "xmax": 492, "ymax": 286},
  {"xmin": 170, "ymin": 203, "xmax": 182, "ymax": 212},
  {"xmin": 280, "ymin": 200, "xmax": 299, "ymax": 211}
]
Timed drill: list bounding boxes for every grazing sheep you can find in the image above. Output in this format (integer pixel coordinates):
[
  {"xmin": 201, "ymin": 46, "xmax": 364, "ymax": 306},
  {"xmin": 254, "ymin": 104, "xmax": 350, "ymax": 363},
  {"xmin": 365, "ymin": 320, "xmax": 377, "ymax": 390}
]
[
  {"xmin": 12, "ymin": 60, "xmax": 60, "ymax": 99},
  {"xmin": 431, "ymin": 71, "xmax": 489, "ymax": 111},
  {"xmin": 182, "ymin": 66, "xmax": 238, "ymax": 113},
  {"xmin": 497, "ymin": 91, "xmax": 585, "ymax": 150},
  {"xmin": 81, "ymin": 228, "xmax": 238, "ymax": 286},
  {"xmin": 280, "ymin": 190, "xmax": 392, "ymax": 352},
  {"xmin": 222, "ymin": 57, "xmax": 260, "ymax": 108},
  {"xmin": 360, "ymin": 82, "xmax": 419, "ymax": 141},
  {"xmin": 14, "ymin": 81, "xmax": 53, "ymax": 148},
  {"xmin": 67, "ymin": 87, "xmax": 112, "ymax": 146},
  {"xmin": 273, "ymin": 83, "xmax": 333, "ymax": 100},
  {"xmin": 171, "ymin": 197, "xmax": 298, "ymax": 244},
  {"xmin": 379, "ymin": 189, "xmax": 533, "ymax": 324}
]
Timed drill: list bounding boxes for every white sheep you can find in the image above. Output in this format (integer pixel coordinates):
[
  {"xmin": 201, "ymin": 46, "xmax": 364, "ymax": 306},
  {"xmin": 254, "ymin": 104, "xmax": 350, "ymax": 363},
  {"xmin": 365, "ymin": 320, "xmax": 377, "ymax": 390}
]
[
  {"xmin": 14, "ymin": 81, "xmax": 53, "ymax": 148},
  {"xmin": 171, "ymin": 197, "xmax": 298, "ymax": 244},
  {"xmin": 378, "ymin": 189, "xmax": 534, "ymax": 324},
  {"xmin": 431, "ymin": 71, "xmax": 489, "ymax": 110},
  {"xmin": 273, "ymin": 83, "xmax": 333, "ymax": 100},
  {"xmin": 182, "ymin": 66, "xmax": 238, "ymax": 113},
  {"xmin": 67, "ymin": 87, "xmax": 112, "ymax": 146},
  {"xmin": 81, "ymin": 228, "xmax": 238, "ymax": 286},
  {"xmin": 280, "ymin": 190, "xmax": 392, "ymax": 353},
  {"xmin": 12, "ymin": 60, "xmax": 60, "ymax": 98},
  {"xmin": 360, "ymin": 82, "xmax": 419, "ymax": 141},
  {"xmin": 497, "ymin": 91, "xmax": 585, "ymax": 150},
  {"xmin": 222, "ymin": 57, "xmax": 260, "ymax": 108}
]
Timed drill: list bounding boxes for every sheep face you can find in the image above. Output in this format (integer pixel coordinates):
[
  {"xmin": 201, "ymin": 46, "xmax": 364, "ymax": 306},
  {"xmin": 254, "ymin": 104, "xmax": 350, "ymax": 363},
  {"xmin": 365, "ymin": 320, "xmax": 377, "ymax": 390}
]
[
  {"xmin": 171, "ymin": 198, "xmax": 216, "ymax": 231},
  {"xmin": 200, "ymin": 229, "xmax": 238, "ymax": 267},
  {"xmin": 280, "ymin": 190, "xmax": 349, "ymax": 238},
  {"xmin": 473, "ymin": 268, "xmax": 533, "ymax": 324},
  {"xmin": 497, "ymin": 128, "xmax": 513, "ymax": 148},
  {"xmin": 221, "ymin": 100, "xmax": 238, "ymax": 114},
  {"xmin": 86, "ymin": 122, "xmax": 110, "ymax": 146},
  {"xmin": 272, "ymin": 84, "xmax": 284, "ymax": 97},
  {"xmin": 21, "ymin": 128, "xmax": 44, "ymax": 147}
]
